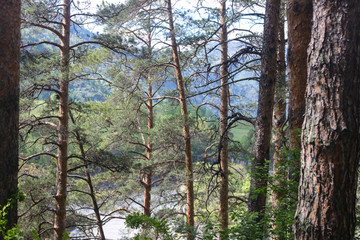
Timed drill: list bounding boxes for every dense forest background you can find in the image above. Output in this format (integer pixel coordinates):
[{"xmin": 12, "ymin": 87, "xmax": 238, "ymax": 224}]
[{"xmin": 0, "ymin": 0, "xmax": 360, "ymax": 240}]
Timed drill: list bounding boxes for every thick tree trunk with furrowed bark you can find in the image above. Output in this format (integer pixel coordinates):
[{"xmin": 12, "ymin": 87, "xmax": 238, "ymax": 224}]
[
  {"xmin": 0, "ymin": 0, "xmax": 20, "ymax": 236},
  {"xmin": 248, "ymin": 0, "xmax": 281, "ymax": 222},
  {"xmin": 294, "ymin": 1, "xmax": 360, "ymax": 239},
  {"xmin": 286, "ymin": 0, "xmax": 312, "ymax": 181},
  {"xmin": 54, "ymin": 0, "xmax": 71, "ymax": 239},
  {"xmin": 166, "ymin": 0, "xmax": 195, "ymax": 238}
]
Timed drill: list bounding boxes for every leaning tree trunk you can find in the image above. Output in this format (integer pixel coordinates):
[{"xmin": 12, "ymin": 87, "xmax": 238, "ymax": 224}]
[
  {"xmin": 76, "ymin": 135, "xmax": 106, "ymax": 240},
  {"xmin": 219, "ymin": 0, "xmax": 229, "ymax": 239},
  {"xmin": 0, "ymin": 0, "xmax": 20, "ymax": 235},
  {"xmin": 271, "ymin": 1, "xmax": 287, "ymax": 238},
  {"xmin": 166, "ymin": 0, "xmax": 195, "ymax": 238},
  {"xmin": 248, "ymin": 0, "xmax": 281, "ymax": 222},
  {"xmin": 69, "ymin": 112, "xmax": 106, "ymax": 240},
  {"xmin": 54, "ymin": 0, "xmax": 71, "ymax": 239},
  {"xmin": 294, "ymin": 1, "xmax": 360, "ymax": 239},
  {"xmin": 286, "ymin": 0, "xmax": 312, "ymax": 182}
]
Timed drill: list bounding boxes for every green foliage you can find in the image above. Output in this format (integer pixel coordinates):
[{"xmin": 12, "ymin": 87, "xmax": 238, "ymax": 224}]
[
  {"xmin": 32, "ymin": 230, "xmax": 41, "ymax": 240},
  {"xmin": 31, "ymin": 230, "xmax": 69, "ymax": 240},
  {"xmin": 201, "ymin": 222, "xmax": 217, "ymax": 240},
  {"xmin": 229, "ymin": 209, "xmax": 270, "ymax": 240},
  {"xmin": 267, "ymin": 142, "xmax": 299, "ymax": 239},
  {"xmin": 62, "ymin": 232, "xmax": 70, "ymax": 240},
  {"xmin": 0, "ymin": 192, "xmax": 25, "ymax": 240},
  {"xmin": 126, "ymin": 213, "xmax": 174, "ymax": 240},
  {"xmin": 18, "ymin": 163, "xmax": 55, "ymax": 238}
]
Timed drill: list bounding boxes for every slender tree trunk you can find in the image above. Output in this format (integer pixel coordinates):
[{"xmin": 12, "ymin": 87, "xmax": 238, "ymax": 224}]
[
  {"xmin": 294, "ymin": 1, "xmax": 360, "ymax": 239},
  {"xmin": 286, "ymin": 0, "xmax": 312, "ymax": 181},
  {"xmin": 166, "ymin": 0, "xmax": 195, "ymax": 238},
  {"xmin": 143, "ymin": 77, "xmax": 153, "ymax": 217},
  {"xmin": 0, "ymin": 0, "xmax": 20, "ymax": 235},
  {"xmin": 69, "ymin": 112, "xmax": 106, "ymax": 240},
  {"xmin": 248, "ymin": 0, "xmax": 281, "ymax": 222},
  {"xmin": 83, "ymin": 163, "xmax": 106, "ymax": 240},
  {"xmin": 219, "ymin": 0, "xmax": 229, "ymax": 239},
  {"xmin": 271, "ymin": 1, "xmax": 287, "ymax": 238},
  {"xmin": 77, "ymin": 136, "xmax": 106, "ymax": 240},
  {"xmin": 143, "ymin": 22, "xmax": 153, "ymax": 217},
  {"xmin": 54, "ymin": 0, "xmax": 71, "ymax": 239}
]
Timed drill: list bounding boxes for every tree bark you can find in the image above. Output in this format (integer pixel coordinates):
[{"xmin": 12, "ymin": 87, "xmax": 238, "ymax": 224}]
[
  {"xmin": 286, "ymin": 0, "xmax": 312, "ymax": 181},
  {"xmin": 0, "ymin": 0, "xmax": 20, "ymax": 234},
  {"xmin": 219, "ymin": 0, "xmax": 229, "ymax": 239},
  {"xmin": 294, "ymin": 1, "xmax": 360, "ymax": 239},
  {"xmin": 248, "ymin": 0, "xmax": 281, "ymax": 222},
  {"xmin": 271, "ymin": 1, "xmax": 287, "ymax": 238},
  {"xmin": 143, "ymin": 75, "xmax": 153, "ymax": 217},
  {"xmin": 166, "ymin": 0, "xmax": 195, "ymax": 238},
  {"xmin": 54, "ymin": 0, "xmax": 71, "ymax": 239}
]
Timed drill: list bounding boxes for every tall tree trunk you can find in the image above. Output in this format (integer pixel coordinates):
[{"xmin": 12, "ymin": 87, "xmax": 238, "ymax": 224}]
[
  {"xmin": 294, "ymin": 1, "xmax": 360, "ymax": 239},
  {"xmin": 143, "ymin": 21, "xmax": 153, "ymax": 217},
  {"xmin": 54, "ymin": 0, "xmax": 71, "ymax": 239},
  {"xmin": 166, "ymin": 0, "xmax": 195, "ymax": 238},
  {"xmin": 271, "ymin": 1, "xmax": 287, "ymax": 238},
  {"xmin": 219, "ymin": 0, "xmax": 229, "ymax": 239},
  {"xmin": 143, "ymin": 75, "xmax": 153, "ymax": 217},
  {"xmin": 248, "ymin": 0, "xmax": 281, "ymax": 222},
  {"xmin": 286, "ymin": 0, "xmax": 312, "ymax": 181},
  {"xmin": 0, "ymin": 0, "xmax": 20, "ymax": 235}
]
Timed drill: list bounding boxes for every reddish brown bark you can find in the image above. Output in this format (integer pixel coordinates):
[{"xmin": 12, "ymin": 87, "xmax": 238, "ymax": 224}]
[
  {"xmin": 0, "ymin": 0, "xmax": 20, "ymax": 234},
  {"xmin": 286, "ymin": 0, "xmax": 312, "ymax": 181},
  {"xmin": 271, "ymin": 2, "xmax": 287, "ymax": 238},
  {"xmin": 219, "ymin": 0, "xmax": 229, "ymax": 239},
  {"xmin": 142, "ymin": 17, "xmax": 154, "ymax": 217},
  {"xmin": 294, "ymin": 1, "xmax": 360, "ymax": 239},
  {"xmin": 166, "ymin": 0, "xmax": 195, "ymax": 238},
  {"xmin": 272, "ymin": 0, "xmax": 286, "ymax": 206},
  {"xmin": 248, "ymin": 0, "xmax": 281, "ymax": 221},
  {"xmin": 54, "ymin": 0, "xmax": 71, "ymax": 239}
]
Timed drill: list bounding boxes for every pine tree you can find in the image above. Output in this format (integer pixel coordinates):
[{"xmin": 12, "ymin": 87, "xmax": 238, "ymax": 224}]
[
  {"xmin": 166, "ymin": 0, "xmax": 195, "ymax": 238},
  {"xmin": 0, "ymin": 0, "xmax": 21, "ymax": 235},
  {"xmin": 219, "ymin": 0, "xmax": 230, "ymax": 238},
  {"xmin": 287, "ymin": 0, "xmax": 312, "ymax": 182},
  {"xmin": 248, "ymin": 0, "xmax": 281, "ymax": 223},
  {"xmin": 294, "ymin": 1, "xmax": 360, "ymax": 238}
]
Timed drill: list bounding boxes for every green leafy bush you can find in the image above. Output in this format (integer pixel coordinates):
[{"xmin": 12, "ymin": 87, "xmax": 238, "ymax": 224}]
[{"xmin": 0, "ymin": 192, "xmax": 25, "ymax": 240}]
